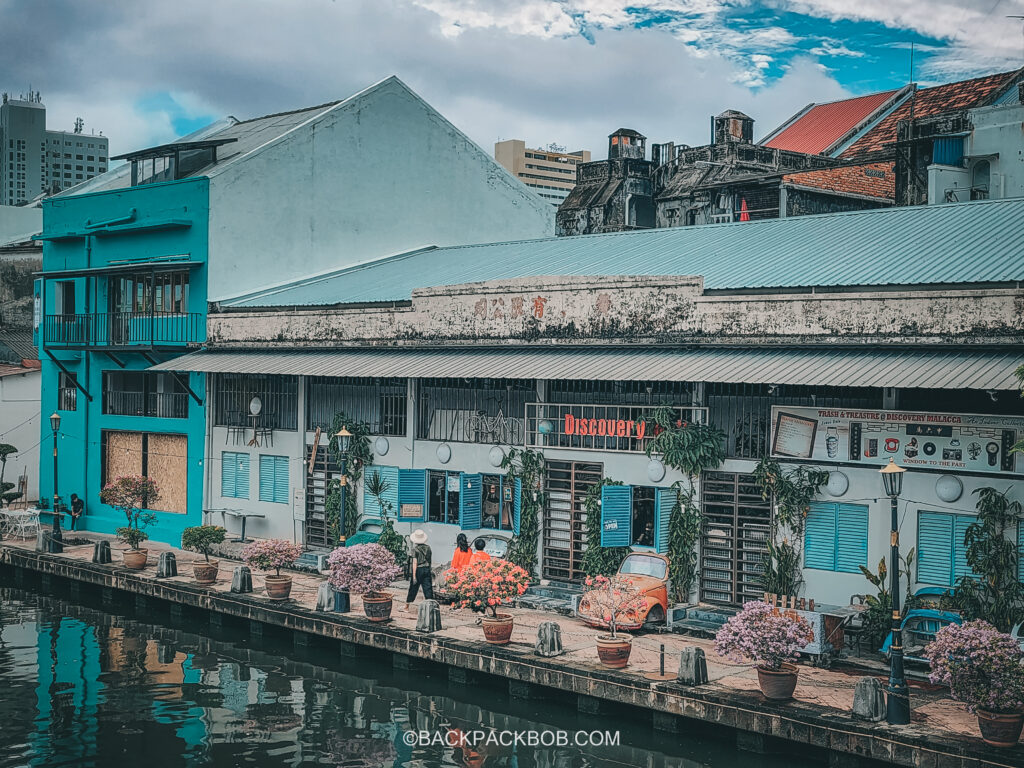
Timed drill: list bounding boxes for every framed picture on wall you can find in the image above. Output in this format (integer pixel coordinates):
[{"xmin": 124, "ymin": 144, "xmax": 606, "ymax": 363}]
[{"xmin": 772, "ymin": 411, "xmax": 819, "ymax": 459}]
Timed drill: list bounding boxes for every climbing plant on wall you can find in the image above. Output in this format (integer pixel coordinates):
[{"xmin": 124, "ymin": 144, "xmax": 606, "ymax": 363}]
[
  {"xmin": 643, "ymin": 406, "xmax": 726, "ymax": 602},
  {"xmin": 324, "ymin": 412, "xmax": 374, "ymax": 542},
  {"xmin": 582, "ymin": 478, "xmax": 632, "ymax": 577},
  {"xmin": 500, "ymin": 447, "xmax": 545, "ymax": 579},
  {"xmin": 753, "ymin": 456, "xmax": 829, "ymax": 597}
]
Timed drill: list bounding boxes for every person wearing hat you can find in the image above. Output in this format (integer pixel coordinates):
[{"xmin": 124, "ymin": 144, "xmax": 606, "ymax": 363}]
[{"xmin": 404, "ymin": 528, "xmax": 434, "ymax": 612}]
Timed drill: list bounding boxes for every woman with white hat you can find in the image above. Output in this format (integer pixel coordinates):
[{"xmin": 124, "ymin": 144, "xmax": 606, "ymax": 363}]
[{"xmin": 404, "ymin": 528, "xmax": 433, "ymax": 612}]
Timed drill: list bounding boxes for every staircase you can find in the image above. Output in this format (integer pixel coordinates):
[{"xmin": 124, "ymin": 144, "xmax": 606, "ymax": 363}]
[
  {"xmin": 669, "ymin": 605, "xmax": 738, "ymax": 637},
  {"xmin": 517, "ymin": 582, "xmax": 583, "ymax": 617}
]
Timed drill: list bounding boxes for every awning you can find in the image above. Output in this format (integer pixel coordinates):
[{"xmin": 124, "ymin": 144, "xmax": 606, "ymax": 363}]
[
  {"xmin": 38, "ymin": 259, "xmax": 202, "ymax": 279},
  {"xmin": 148, "ymin": 347, "xmax": 1024, "ymax": 391}
]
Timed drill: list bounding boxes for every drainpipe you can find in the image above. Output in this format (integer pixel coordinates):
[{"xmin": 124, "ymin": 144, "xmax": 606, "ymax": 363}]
[{"xmin": 778, "ymin": 183, "xmax": 788, "ymax": 219}]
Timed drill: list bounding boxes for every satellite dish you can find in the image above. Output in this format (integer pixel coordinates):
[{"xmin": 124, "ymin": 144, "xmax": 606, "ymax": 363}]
[{"xmin": 249, "ymin": 396, "xmax": 262, "ymax": 416}]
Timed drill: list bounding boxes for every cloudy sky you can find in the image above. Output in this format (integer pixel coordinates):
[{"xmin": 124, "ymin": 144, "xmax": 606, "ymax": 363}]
[{"xmin": 2, "ymin": 0, "xmax": 1022, "ymax": 160}]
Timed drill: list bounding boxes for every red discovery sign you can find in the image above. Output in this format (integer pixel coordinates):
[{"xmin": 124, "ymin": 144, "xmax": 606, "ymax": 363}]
[{"xmin": 563, "ymin": 414, "xmax": 647, "ymax": 440}]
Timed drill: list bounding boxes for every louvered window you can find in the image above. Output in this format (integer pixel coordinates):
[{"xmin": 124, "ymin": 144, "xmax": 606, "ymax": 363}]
[
  {"xmin": 221, "ymin": 452, "xmax": 249, "ymax": 499},
  {"xmin": 804, "ymin": 503, "xmax": 868, "ymax": 573},
  {"xmin": 258, "ymin": 454, "xmax": 289, "ymax": 504}
]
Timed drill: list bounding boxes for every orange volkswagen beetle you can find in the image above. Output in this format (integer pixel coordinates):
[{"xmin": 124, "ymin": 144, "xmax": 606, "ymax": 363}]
[{"xmin": 577, "ymin": 552, "xmax": 670, "ymax": 630}]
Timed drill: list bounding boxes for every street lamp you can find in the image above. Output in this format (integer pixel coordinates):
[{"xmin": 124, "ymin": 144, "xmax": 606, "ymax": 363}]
[
  {"xmin": 49, "ymin": 412, "xmax": 64, "ymax": 550},
  {"xmin": 879, "ymin": 457, "xmax": 909, "ymax": 725},
  {"xmin": 335, "ymin": 427, "xmax": 352, "ymax": 545}
]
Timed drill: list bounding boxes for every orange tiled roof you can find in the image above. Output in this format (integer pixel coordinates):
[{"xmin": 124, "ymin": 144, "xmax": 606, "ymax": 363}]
[
  {"xmin": 840, "ymin": 70, "xmax": 1020, "ymax": 158},
  {"xmin": 763, "ymin": 90, "xmax": 900, "ymax": 155},
  {"xmin": 783, "ymin": 162, "xmax": 895, "ymax": 199}
]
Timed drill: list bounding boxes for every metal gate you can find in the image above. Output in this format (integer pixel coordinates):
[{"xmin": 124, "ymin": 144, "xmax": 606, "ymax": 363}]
[
  {"xmin": 543, "ymin": 460, "xmax": 603, "ymax": 583},
  {"xmin": 305, "ymin": 442, "xmax": 340, "ymax": 549},
  {"xmin": 700, "ymin": 471, "xmax": 772, "ymax": 605}
]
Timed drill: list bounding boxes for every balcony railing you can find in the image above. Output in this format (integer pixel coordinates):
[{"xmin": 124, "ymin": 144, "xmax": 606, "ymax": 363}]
[
  {"xmin": 103, "ymin": 390, "xmax": 189, "ymax": 419},
  {"xmin": 43, "ymin": 312, "xmax": 204, "ymax": 349}
]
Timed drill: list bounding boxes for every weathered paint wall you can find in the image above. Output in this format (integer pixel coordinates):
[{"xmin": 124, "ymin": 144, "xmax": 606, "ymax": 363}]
[
  {"xmin": 207, "ymin": 78, "xmax": 554, "ymax": 302},
  {"xmin": 209, "ymin": 275, "xmax": 1024, "ymax": 348}
]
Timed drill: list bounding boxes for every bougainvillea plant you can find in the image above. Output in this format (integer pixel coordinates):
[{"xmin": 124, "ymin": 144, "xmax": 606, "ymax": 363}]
[
  {"xmin": 99, "ymin": 475, "xmax": 159, "ymax": 550},
  {"xmin": 241, "ymin": 539, "xmax": 304, "ymax": 577},
  {"xmin": 442, "ymin": 559, "xmax": 530, "ymax": 618},
  {"xmin": 924, "ymin": 620, "xmax": 1024, "ymax": 714},
  {"xmin": 579, "ymin": 575, "xmax": 647, "ymax": 638},
  {"xmin": 714, "ymin": 600, "xmax": 814, "ymax": 671},
  {"xmin": 327, "ymin": 543, "xmax": 402, "ymax": 596}
]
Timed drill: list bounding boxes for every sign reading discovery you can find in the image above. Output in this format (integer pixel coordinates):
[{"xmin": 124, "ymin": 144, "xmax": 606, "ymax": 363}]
[{"xmin": 563, "ymin": 414, "xmax": 647, "ymax": 440}]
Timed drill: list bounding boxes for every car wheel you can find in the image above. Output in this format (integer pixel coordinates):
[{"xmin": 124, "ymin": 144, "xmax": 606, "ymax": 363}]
[{"xmin": 644, "ymin": 605, "xmax": 666, "ymax": 626}]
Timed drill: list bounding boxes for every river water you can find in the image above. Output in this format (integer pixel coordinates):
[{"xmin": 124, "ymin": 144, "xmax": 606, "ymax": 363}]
[{"xmin": 0, "ymin": 583, "xmax": 822, "ymax": 767}]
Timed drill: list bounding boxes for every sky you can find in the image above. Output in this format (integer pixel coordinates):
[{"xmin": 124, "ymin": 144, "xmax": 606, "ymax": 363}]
[{"xmin": 1, "ymin": 0, "xmax": 1022, "ymax": 161}]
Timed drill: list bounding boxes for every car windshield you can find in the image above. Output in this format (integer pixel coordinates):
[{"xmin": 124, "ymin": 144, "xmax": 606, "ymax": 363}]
[{"xmin": 619, "ymin": 554, "xmax": 666, "ymax": 579}]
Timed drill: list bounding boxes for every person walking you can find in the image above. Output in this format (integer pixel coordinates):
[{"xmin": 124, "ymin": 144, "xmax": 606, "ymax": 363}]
[
  {"xmin": 404, "ymin": 529, "xmax": 434, "ymax": 612},
  {"xmin": 470, "ymin": 537, "xmax": 491, "ymax": 563},
  {"xmin": 451, "ymin": 533, "xmax": 472, "ymax": 572}
]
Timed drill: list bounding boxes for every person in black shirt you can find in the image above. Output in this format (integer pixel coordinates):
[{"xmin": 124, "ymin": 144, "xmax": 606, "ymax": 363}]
[{"xmin": 69, "ymin": 493, "xmax": 84, "ymax": 531}]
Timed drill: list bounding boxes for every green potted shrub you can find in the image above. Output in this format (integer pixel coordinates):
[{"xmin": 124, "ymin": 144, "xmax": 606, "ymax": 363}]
[
  {"xmin": 242, "ymin": 539, "xmax": 304, "ymax": 599},
  {"xmin": 181, "ymin": 525, "xmax": 227, "ymax": 585},
  {"xmin": 100, "ymin": 475, "xmax": 159, "ymax": 570}
]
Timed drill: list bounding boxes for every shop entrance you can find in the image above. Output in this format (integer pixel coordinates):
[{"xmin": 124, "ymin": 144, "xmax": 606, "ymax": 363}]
[
  {"xmin": 543, "ymin": 459, "xmax": 603, "ymax": 583},
  {"xmin": 699, "ymin": 471, "xmax": 772, "ymax": 605}
]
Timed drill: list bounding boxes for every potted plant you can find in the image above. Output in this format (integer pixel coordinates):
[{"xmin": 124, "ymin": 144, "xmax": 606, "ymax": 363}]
[
  {"xmin": 715, "ymin": 600, "xmax": 814, "ymax": 700},
  {"xmin": 327, "ymin": 542, "xmax": 402, "ymax": 621},
  {"xmin": 925, "ymin": 620, "xmax": 1024, "ymax": 747},
  {"xmin": 442, "ymin": 559, "xmax": 530, "ymax": 644},
  {"xmin": 242, "ymin": 539, "xmax": 304, "ymax": 599},
  {"xmin": 99, "ymin": 475, "xmax": 159, "ymax": 570},
  {"xmin": 580, "ymin": 574, "xmax": 647, "ymax": 668},
  {"xmin": 181, "ymin": 525, "xmax": 226, "ymax": 585}
]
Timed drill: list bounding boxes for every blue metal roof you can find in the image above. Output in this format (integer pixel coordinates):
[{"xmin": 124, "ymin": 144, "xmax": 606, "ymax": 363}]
[{"xmin": 222, "ymin": 198, "xmax": 1024, "ymax": 308}]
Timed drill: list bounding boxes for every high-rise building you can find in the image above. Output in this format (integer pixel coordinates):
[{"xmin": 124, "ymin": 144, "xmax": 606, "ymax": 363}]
[
  {"xmin": 494, "ymin": 139, "xmax": 590, "ymax": 205},
  {"xmin": 1, "ymin": 91, "xmax": 109, "ymax": 206}
]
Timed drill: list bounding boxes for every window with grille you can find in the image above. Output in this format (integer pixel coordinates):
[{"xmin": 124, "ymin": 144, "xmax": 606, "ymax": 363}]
[
  {"xmin": 58, "ymin": 372, "xmax": 77, "ymax": 411},
  {"xmin": 305, "ymin": 376, "xmax": 406, "ymax": 435}
]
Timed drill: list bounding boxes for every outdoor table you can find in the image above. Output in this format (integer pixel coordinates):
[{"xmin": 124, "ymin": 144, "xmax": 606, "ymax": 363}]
[
  {"xmin": 3, "ymin": 509, "xmax": 41, "ymax": 539},
  {"xmin": 210, "ymin": 508, "xmax": 266, "ymax": 543}
]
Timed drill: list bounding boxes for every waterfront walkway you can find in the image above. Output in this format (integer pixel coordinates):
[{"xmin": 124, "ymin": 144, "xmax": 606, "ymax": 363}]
[{"xmin": 2, "ymin": 534, "xmax": 1018, "ymax": 766}]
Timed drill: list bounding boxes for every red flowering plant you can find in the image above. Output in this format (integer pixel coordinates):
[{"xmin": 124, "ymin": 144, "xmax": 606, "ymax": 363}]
[
  {"xmin": 99, "ymin": 475, "xmax": 160, "ymax": 551},
  {"xmin": 924, "ymin": 620, "xmax": 1024, "ymax": 714},
  {"xmin": 442, "ymin": 559, "xmax": 530, "ymax": 618},
  {"xmin": 580, "ymin": 575, "xmax": 647, "ymax": 638},
  {"xmin": 714, "ymin": 600, "xmax": 814, "ymax": 671}
]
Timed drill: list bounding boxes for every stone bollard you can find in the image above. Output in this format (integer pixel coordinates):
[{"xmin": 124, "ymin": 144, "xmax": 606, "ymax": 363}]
[
  {"xmin": 852, "ymin": 676, "xmax": 887, "ymax": 722},
  {"xmin": 156, "ymin": 552, "xmax": 178, "ymax": 578},
  {"xmin": 678, "ymin": 647, "xmax": 709, "ymax": 686},
  {"xmin": 92, "ymin": 540, "xmax": 112, "ymax": 564},
  {"xmin": 231, "ymin": 566, "xmax": 253, "ymax": 594},
  {"xmin": 35, "ymin": 529, "xmax": 50, "ymax": 552},
  {"xmin": 315, "ymin": 582, "xmax": 335, "ymax": 612},
  {"xmin": 535, "ymin": 621, "xmax": 564, "ymax": 657},
  {"xmin": 416, "ymin": 600, "xmax": 443, "ymax": 632}
]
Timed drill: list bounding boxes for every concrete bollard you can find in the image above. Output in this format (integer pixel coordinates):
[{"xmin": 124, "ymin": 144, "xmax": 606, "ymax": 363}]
[
  {"xmin": 416, "ymin": 600, "xmax": 443, "ymax": 632},
  {"xmin": 678, "ymin": 646, "xmax": 709, "ymax": 685},
  {"xmin": 92, "ymin": 540, "xmax": 112, "ymax": 564},
  {"xmin": 35, "ymin": 530, "xmax": 50, "ymax": 552},
  {"xmin": 156, "ymin": 551, "xmax": 178, "ymax": 578},
  {"xmin": 852, "ymin": 676, "xmax": 887, "ymax": 722},
  {"xmin": 535, "ymin": 621, "xmax": 564, "ymax": 657},
  {"xmin": 231, "ymin": 566, "xmax": 253, "ymax": 593},
  {"xmin": 315, "ymin": 582, "xmax": 335, "ymax": 612}
]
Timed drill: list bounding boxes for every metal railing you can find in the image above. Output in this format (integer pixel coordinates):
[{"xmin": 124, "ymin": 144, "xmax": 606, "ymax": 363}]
[
  {"xmin": 103, "ymin": 390, "xmax": 188, "ymax": 419},
  {"xmin": 42, "ymin": 312, "xmax": 204, "ymax": 348}
]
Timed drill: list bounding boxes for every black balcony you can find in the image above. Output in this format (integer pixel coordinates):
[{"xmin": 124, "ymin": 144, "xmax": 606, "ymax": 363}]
[
  {"xmin": 103, "ymin": 390, "xmax": 189, "ymax": 419},
  {"xmin": 43, "ymin": 311, "xmax": 204, "ymax": 350}
]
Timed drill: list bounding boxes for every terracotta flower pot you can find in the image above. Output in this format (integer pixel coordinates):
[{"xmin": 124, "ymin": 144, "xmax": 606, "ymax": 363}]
[
  {"xmin": 192, "ymin": 560, "xmax": 219, "ymax": 586},
  {"xmin": 122, "ymin": 549, "xmax": 148, "ymax": 570},
  {"xmin": 977, "ymin": 708, "xmax": 1024, "ymax": 748},
  {"xmin": 482, "ymin": 613, "xmax": 515, "ymax": 645},
  {"xmin": 363, "ymin": 592, "xmax": 394, "ymax": 622},
  {"xmin": 264, "ymin": 574, "xmax": 293, "ymax": 600},
  {"xmin": 756, "ymin": 663, "xmax": 799, "ymax": 700},
  {"xmin": 596, "ymin": 633, "xmax": 632, "ymax": 668}
]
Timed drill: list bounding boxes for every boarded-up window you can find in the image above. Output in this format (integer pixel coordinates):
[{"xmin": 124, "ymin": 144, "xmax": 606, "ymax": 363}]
[
  {"xmin": 104, "ymin": 431, "xmax": 143, "ymax": 480},
  {"xmin": 102, "ymin": 430, "xmax": 187, "ymax": 514}
]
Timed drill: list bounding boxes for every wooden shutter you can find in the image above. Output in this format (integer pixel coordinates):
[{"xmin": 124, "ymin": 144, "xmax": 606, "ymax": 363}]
[
  {"xmin": 398, "ymin": 468, "xmax": 427, "ymax": 521},
  {"xmin": 917, "ymin": 511, "xmax": 954, "ymax": 586},
  {"xmin": 460, "ymin": 473, "xmax": 482, "ymax": 530},
  {"xmin": 600, "ymin": 485, "xmax": 632, "ymax": 548},
  {"xmin": 836, "ymin": 504, "xmax": 869, "ymax": 573},
  {"xmin": 655, "ymin": 487, "xmax": 675, "ymax": 554},
  {"xmin": 804, "ymin": 503, "xmax": 837, "ymax": 571}
]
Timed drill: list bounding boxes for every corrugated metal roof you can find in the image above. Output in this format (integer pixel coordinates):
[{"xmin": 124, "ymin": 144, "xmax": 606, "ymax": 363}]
[
  {"xmin": 149, "ymin": 347, "xmax": 1022, "ymax": 391},
  {"xmin": 222, "ymin": 197, "xmax": 1024, "ymax": 308},
  {"xmin": 762, "ymin": 90, "xmax": 901, "ymax": 155}
]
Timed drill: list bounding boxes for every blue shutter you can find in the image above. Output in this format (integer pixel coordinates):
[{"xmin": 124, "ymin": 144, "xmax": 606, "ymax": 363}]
[
  {"xmin": 600, "ymin": 485, "xmax": 632, "ymax": 548},
  {"xmin": 654, "ymin": 488, "xmax": 674, "ymax": 554},
  {"xmin": 836, "ymin": 504, "xmax": 869, "ymax": 573},
  {"xmin": 221, "ymin": 452, "xmax": 236, "ymax": 498},
  {"xmin": 236, "ymin": 454, "xmax": 249, "ymax": 499},
  {"xmin": 259, "ymin": 455, "xmax": 288, "ymax": 503},
  {"xmin": 273, "ymin": 456, "xmax": 289, "ymax": 504},
  {"xmin": 398, "ymin": 469, "xmax": 428, "ymax": 521},
  {"xmin": 1018, "ymin": 521, "xmax": 1024, "ymax": 583},
  {"xmin": 953, "ymin": 514, "xmax": 977, "ymax": 583},
  {"xmin": 933, "ymin": 136, "xmax": 964, "ymax": 166},
  {"xmin": 364, "ymin": 466, "xmax": 399, "ymax": 519},
  {"xmin": 804, "ymin": 503, "xmax": 837, "ymax": 571},
  {"xmin": 460, "ymin": 473, "xmax": 482, "ymax": 530},
  {"xmin": 513, "ymin": 478, "xmax": 522, "ymax": 536},
  {"xmin": 917, "ymin": 511, "xmax": 954, "ymax": 586}
]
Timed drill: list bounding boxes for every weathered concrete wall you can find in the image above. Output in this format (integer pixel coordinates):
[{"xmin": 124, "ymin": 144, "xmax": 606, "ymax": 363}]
[
  {"xmin": 209, "ymin": 275, "xmax": 1024, "ymax": 348},
  {"xmin": 0, "ymin": 247, "xmax": 40, "ymax": 327}
]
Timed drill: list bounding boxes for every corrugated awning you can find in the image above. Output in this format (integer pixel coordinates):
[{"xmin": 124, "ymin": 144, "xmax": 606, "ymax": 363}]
[
  {"xmin": 38, "ymin": 260, "xmax": 202, "ymax": 278},
  {"xmin": 148, "ymin": 347, "xmax": 1023, "ymax": 391}
]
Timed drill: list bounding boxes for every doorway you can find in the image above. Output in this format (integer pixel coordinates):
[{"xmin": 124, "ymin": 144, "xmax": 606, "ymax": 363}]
[
  {"xmin": 700, "ymin": 471, "xmax": 772, "ymax": 605},
  {"xmin": 543, "ymin": 459, "xmax": 602, "ymax": 583}
]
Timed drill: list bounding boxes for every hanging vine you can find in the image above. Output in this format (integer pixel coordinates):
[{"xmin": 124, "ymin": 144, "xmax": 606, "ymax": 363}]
[
  {"xmin": 581, "ymin": 478, "xmax": 632, "ymax": 577},
  {"xmin": 324, "ymin": 412, "xmax": 374, "ymax": 542},
  {"xmin": 500, "ymin": 447, "xmax": 545, "ymax": 579},
  {"xmin": 753, "ymin": 456, "xmax": 829, "ymax": 597},
  {"xmin": 643, "ymin": 406, "xmax": 726, "ymax": 602}
]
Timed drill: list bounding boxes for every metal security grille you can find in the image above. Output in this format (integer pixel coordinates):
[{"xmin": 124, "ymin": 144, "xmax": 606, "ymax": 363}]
[
  {"xmin": 543, "ymin": 459, "xmax": 603, "ymax": 583},
  {"xmin": 700, "ymin": 471, "xmax": 772, "ymax": 606},
  {"xmin": 548, "ymin": 379, "xmax": 692, "ymax": 405},
  {"xmin": 305, "ymin": 442, "xmax": 340, "ymax": 550},
  {"xmin": 305, "ymin": 376, "xmax": 407, "ymax": 436},
  {"xmin": 417, "ymin": 378, "xmax": 534, "ymax": 444},
  {"xmin": 525, "ymin": 403, "xmax": 708, "ymax": 453},
  {"xmin": 213, "ymin": 374, "xmax": 298, "ymax": 431}
]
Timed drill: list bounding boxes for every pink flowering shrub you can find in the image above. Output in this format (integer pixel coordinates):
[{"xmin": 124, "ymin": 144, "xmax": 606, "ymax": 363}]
[
  {"xmin": 714, "ymin": 600, "xmax": 814, "ymax": 670},
  {"xmin": 241, "ymin": 539, "xmax": 303, "ymax": 577},
  {"xmin": 924, "ymin": 620, "xmax": 1024, "ymax": 714},
  {"xmin": 442, "ymin": 559, "xmax": 530, "ymax": 618},
  {"xmin": 327, "ymin": 543, "xmax": 402, "ymax": 596},
  {"xmin": 580, "ymin": 575, "xmax": 647, "ymax": 638}
]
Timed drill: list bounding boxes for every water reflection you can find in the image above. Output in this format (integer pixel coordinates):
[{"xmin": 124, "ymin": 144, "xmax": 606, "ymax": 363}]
[{"xmin": 0, "ymin": 585, "xmax": 820, "ymax": 767}]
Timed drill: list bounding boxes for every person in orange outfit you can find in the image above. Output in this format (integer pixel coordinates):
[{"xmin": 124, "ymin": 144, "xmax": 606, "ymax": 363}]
[
  {"xmin": 470, "ymin": 537, "xmax": 491, "ymax": 563},
  {"xmin": 450, "ymin": 533, "xmax": 473, "ymax": 572}
]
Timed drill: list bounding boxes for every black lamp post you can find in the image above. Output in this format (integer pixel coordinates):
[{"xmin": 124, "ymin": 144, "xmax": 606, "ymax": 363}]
[
  {"xmin": 880, "ymin": 457, "xmax": 909, "ymax": 725},
  {"xmin": 49, "ymin": 412, "xmax": 64, "ymax": 550},
  {"xmin": 335, "ymin": 427, "xmax": 352, "ymax": 545}
]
